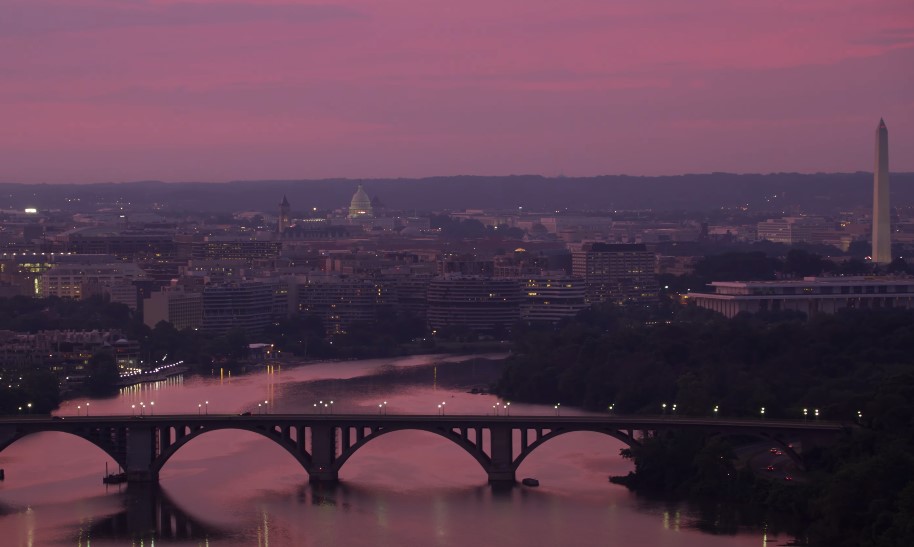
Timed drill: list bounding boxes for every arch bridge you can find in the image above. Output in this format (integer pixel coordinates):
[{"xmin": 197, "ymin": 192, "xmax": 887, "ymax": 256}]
[{"xmin": 0, "ymin": 415, "xmax": 847, "ymax": 483}]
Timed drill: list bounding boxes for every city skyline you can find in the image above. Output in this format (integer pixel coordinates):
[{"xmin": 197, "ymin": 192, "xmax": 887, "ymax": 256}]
[{"xmin": 1, "ymin": 0, "xmax": 912, "ymax": 183}]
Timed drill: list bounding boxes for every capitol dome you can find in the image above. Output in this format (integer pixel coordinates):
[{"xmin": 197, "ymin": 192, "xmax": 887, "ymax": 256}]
[{"xmin": 348, "ymin": 184, "xmax": 374, "ymax": 218}]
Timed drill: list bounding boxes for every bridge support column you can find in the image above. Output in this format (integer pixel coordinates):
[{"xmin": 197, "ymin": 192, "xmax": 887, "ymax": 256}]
[
  {"xmin": 487, "ymin": 426, "xmax": 515, "ymax": 483},
  {"xmin": 309, "ymin": 424, "xmax": 338, "ymax": 483},
  {"xmin": 125, "ymin": 425, "xmax": 159, "ymax": 482}
]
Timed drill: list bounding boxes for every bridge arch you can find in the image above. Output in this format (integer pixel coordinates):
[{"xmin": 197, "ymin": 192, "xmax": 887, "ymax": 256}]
[
  {"xmin": 152, "ymin": 424, "xmax": 312, "ymax": 475},
  {"xmin": 511, "ymin": 426, "xmax": 640, "ymax": 471},
  {"xmin": 332, "ymin": 424, "xmax": 491, "ymax": 476},
  {"xmin": 0, "ymin": 427, "xmax": 126, "ymax": 470}
]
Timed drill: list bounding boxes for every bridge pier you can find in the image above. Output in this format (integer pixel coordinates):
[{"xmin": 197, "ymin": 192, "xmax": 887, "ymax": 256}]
[
  {"xmin": 487, "ymin": 426, "xmax": 515, "ymax": 483},
  {"xmin": 125, "ymin": 425, "xmax": 159, "ymax": 483},
  {"xmin": 309, "ymin": 424, "xmax": 339, "ymax": 483}
]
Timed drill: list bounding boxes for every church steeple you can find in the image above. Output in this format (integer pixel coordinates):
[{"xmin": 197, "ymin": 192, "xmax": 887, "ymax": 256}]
[{"xmin": 278, "ymin": 195, "xmax": 291, "ymax": 235}]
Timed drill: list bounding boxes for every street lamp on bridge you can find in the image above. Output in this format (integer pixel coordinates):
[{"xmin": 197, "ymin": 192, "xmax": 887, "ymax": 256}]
[
  {"xmin": 803, "ymin": 408, "xmax": 808, "ymax": 422},
  {"xmin": 85, "ymin": 402, "xmax": 89, "ymax": 416},
  {"xmin": 504, "ymin": 402, "xmax": 510, "ymax": 416},
  {"xmin": 554, "ymin": 403, "xmax": 561, "ymax": 416},
  {"xmin": 760, "ymin": 407, "xmax": 766, "ymax": 419},
  {"xmin": 713, "ymin": 405, "xmax": 719, "ymax": 418}
]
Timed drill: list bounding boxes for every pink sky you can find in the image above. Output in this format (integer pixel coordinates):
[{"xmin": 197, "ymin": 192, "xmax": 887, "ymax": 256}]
[{"xmin": 1, "ymin": 0, "xmax": 912, "ymax": 183}]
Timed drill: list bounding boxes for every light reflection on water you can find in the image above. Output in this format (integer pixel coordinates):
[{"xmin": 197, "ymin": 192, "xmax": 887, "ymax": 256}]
[{"xmin": 0, "ymin": 354, "xmax": 792, "ymax": 546}]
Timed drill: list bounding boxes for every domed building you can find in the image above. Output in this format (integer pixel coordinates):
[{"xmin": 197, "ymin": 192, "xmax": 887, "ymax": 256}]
[{"xmin": 348, "ymin": 185, "xmax": 374, "ymax": 218}]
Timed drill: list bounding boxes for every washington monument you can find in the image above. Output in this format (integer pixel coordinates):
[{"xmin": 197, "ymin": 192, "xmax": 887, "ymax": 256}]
[{"xmin": 872, "ymin": 118, "xmax": 891, "ymax": 264}]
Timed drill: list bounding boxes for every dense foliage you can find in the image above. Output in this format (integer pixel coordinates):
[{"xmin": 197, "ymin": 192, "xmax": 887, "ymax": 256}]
[{"xmin": 497, "ymin": 306, "xmax": 914, "ymax": 546}]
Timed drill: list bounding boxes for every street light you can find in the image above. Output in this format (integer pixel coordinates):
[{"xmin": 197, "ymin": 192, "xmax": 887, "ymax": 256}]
[
  {"xmin": 505, "ymin": 402, "xmax": 511, "ymax": 416},
  {"xmin": 259, "ymin": 403, "xmax": 263, "ymax": 414},
  {"xmin": 27, "ymin": 402, "xmax": 32, "ymax": 414},
  {"xmin": 608, "ymin": 403, "xmax": 615, "ymax": 415},
  {"xmin": 814, "ymin": 408, "xmax": 819, "ymax": 420},
  {"xmin": 554, "ymin": 403, "xmax": 561, "ymax": 416},
  {"xmin": 440, "ymin": 402, "xmax": 445, "ymax": 416},
  {"xmin": 661, "ymin": 402, "xmax": 667, "ymax": 416},
  {"xmin": 205, "ymin": 401, "xmax": 209, "ymax": 415},
  {"xmin": 672, "ymin": 403, "xmax": 677, "ymax": 416},
  {"xmin": 77, "ymin": 405, "xmax": 82, "ymax": 416},
  {"xmin": 760, "ymin": 407, "xmax": 766, "ymax": 419},
  {"xmin": 150, "ymin": 401, "xmax": 154, "ymax": 416},
  {"xmin": 132, "ymin": 404, "xmax": 136, "ymax": 416},
  {"xmin": 440, "ymin": 404, "xmax": 445, "ymax": 416},
  {"xmin": 140, "ymin": 402, "xmax": 146, "ymax": 416},
  {"xmin": 85, "ymin": 402, "xmax": 90, "ymax": 416},
  {"xmin": 329, "ymin": 400, "xmax": 334, "ymax": 414},
  {"xmin": 713, "ymin": 405, "xmax": 719, "ymax": 418},
  {"xmin": 198, "ymin": 403, "xmax": 202, "ymax": 415}
]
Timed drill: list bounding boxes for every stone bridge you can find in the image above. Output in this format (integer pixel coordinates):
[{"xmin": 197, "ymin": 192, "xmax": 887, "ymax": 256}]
[{"xmin": 0, "ymin": 414, "xmax": 848, "ymax": 483}]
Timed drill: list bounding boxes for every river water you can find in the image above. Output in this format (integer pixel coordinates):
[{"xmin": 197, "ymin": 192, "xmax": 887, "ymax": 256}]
[{"xmin": 0, "ymin": 354, "xmax": 794, "ymax": 546}]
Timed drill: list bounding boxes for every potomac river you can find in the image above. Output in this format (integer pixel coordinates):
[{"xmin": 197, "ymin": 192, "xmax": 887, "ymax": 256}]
[{"xmin": 0, "ymin": 354, "xmax": 795, "ymax": 546}]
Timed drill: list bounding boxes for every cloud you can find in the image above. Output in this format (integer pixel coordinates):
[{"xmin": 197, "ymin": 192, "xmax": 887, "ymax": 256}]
[{"xmin": 0, "ymin": 1, "xmax": 362, "ymax": 37}]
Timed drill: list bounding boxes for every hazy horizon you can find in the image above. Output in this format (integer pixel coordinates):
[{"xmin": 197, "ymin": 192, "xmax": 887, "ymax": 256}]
[{"xmin": 2, "ymin": 0, "xmax": 912, "ymax": 183}]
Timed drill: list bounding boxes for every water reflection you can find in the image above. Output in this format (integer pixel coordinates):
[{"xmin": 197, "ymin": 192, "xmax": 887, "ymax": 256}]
[{"xmin": 83, "ymin": 484, "xmax": 228, "ymax": 543}]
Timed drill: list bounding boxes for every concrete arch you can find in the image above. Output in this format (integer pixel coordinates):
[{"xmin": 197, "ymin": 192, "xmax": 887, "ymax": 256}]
[
  {"xmin": 332, "ymin": 425, "xmax": 491, "ymax": 475},
  {"xmin": 0, "ymin": 428, "xmax": 126, "ymax": 469},
  {"xmin": 152, "ymin": 424, "xmax": 312, "ymax": 475},
  {"xmin": 511, "ymin": 426, "xmax": 640, "ymax": 471}
]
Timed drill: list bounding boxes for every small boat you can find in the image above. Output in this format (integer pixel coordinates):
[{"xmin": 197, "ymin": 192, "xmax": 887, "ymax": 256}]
[
  {"xmin": 521, "ymin": 477, "xmax": 539, "ymax": 487},
  {"xmin": 103, "ymin": 472, "xmax": 127, "ymax": 484}
]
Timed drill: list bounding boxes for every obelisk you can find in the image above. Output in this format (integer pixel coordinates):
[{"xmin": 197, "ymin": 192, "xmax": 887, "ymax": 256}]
[{"xmin": 872, "ymin": 118, "xmax": 891, "ymax": 264}]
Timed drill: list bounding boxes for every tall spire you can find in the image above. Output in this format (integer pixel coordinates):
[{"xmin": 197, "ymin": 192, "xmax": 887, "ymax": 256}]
[
  {"xmin": 278, "ymin": 195, "xmax": 291, "ymax": 235},
  {"xmin": 872, "ymin": 119, "xmax": 891, "ymax": 264}
]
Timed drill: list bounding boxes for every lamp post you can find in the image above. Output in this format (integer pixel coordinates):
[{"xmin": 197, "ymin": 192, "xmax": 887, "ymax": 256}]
[
  {"xmin": 554, "ymin": 403, "xmax": 561, "ymax": 416},
  {"xmin": 132, "ymin": 404, "xmax": 136, "ymax": 416},
  {"xmin": 205, "ymin": 401, "xmax": 209, "ymax": 415},
  {"xmin": 672, "ymin": 403, "xmax": 677, "ymax": 416},
  {"xmin": 329, "ymin": 400, "xmax": 334, "ymax": 414},
  {"xmin": 440, "ymin": 404, "xmax": 444, "ymax": 416},
  {"xmin": 760, "ymin": 407, "xmax": 766, "ymax": 419},
  {"xmin": 814, "ymin": 408, "xmax": 819, "ymax": 421},
  {"xmin": 259, "ymin": 403, "xmax": 263, "ymax": 414},
  {"xmin": 440, "ymin": 402, "xmax": 445, "ymax": 416},
  {"xmin": 661, "ymin": 402, "xmax": 667, "ymax": 416},
  {"xmin": 140, "ymin": 402, "xmax": 145, "ymax": 416},
  {"xmin": 608, "ymin": 403, "xmax": 615, "ymax": 416},
  {"xmin": 264, "ymin": 400, "xmax": 269, "ymax": 414},
  {"xmin": 197, "ymin": 403, "xmax": 202, "ymax": 415},
  {"xmin": 27, "ymin": 403, "xmax": 32, "ymax": 414},
  {"xmin": 713, "ymin": 405, "xmax": 719, "ymax": 418},
  {"xmin": 77, "ymin": 405, "xmax": 82, "ymax": 417},
  {"xmin": 857, "ymin": 410, "xmax": 863, "ymax": 424},
  {"xmin": 150, "ymin": 401, "xmax": 154, "ymax": 416},
  {"xmin": 85, "ymin": 402, "xmax": 90, "ymax": 416},
  {"xmin": 504, "ymin": 402, "xmax": 510, "ymax": 416}
]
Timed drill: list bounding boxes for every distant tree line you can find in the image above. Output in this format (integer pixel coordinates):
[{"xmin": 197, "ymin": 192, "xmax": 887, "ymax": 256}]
[{"xmin": 496, "ymin": 305, "xmax": 914, "ymax": 546}]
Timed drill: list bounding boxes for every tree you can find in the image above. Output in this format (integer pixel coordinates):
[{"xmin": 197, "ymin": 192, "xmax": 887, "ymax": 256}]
[{"xmin": 85, "ymin": 351, "xmax": 120, "ymax": 397}]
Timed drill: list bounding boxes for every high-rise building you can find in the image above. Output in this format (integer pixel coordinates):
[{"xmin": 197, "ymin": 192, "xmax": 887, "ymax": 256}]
[
  {"xmin": 572, "ymin": 243, "xmax": 658, "ymax": 304},
  {"xmin": 278, "ymin": 195, "xmax": 291, "ymax": 235},
  {"xmin": 872, "ymin": 118, "xmax": 891, "ymax": 264}
]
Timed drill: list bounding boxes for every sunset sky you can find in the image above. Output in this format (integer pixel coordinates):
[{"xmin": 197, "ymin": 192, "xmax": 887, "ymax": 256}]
[{"xmin": 2, "ymin": 0, "xmax": 912, "ymax": 183}]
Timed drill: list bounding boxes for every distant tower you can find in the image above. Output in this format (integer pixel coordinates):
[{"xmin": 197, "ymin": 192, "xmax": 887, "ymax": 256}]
[
  {"xmin": 278, "ymin": 195, "xmax": 291, "ymax": 235},
  {"xmin": 872, "ymin": 119, "xmax": 891, "ymax": 264}
]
